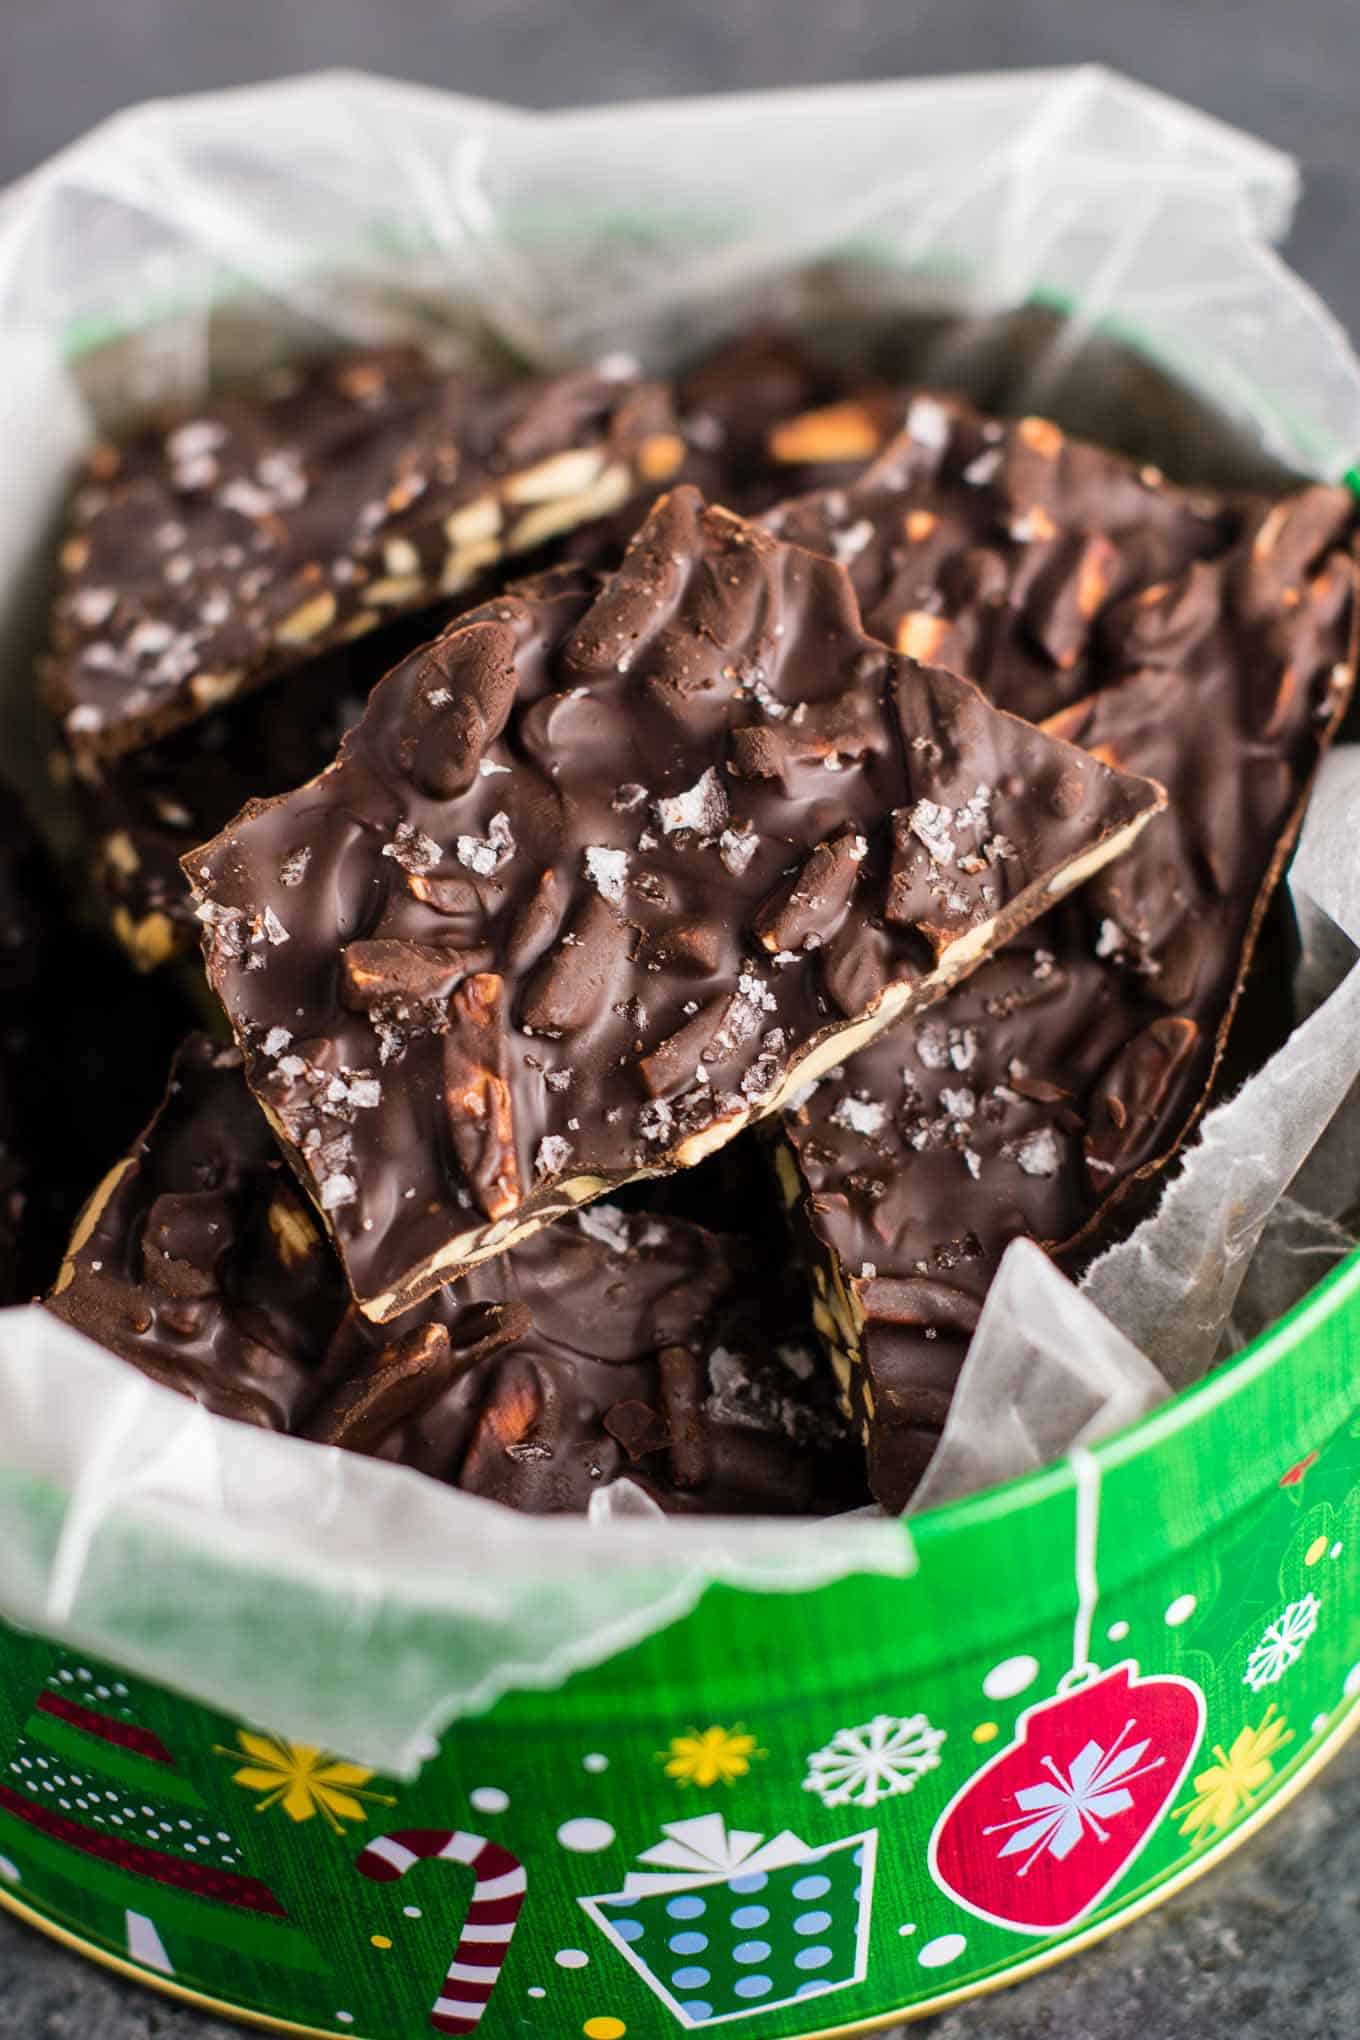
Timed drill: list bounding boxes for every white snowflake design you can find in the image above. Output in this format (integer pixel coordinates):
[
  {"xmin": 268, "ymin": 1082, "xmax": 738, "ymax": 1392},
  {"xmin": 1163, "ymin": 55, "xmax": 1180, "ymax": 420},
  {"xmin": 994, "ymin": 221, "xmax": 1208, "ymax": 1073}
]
[
  {"xmin": 983, "ymin": 1722, "xmax": 1166, "ymax": 1876},
  {"xmin": 803, "ymin": 1712, "xmax": 946, "ymax": 1809},
  {"xmin": 1243, "ymin": 1592, "xmax": 1321, "ymax": 1693}
]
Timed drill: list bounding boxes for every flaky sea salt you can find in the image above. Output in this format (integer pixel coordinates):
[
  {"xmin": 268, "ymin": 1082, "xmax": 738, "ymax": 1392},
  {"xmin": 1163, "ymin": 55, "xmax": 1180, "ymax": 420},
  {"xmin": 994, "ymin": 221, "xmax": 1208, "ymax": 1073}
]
[{"xmin": 584, "ymin": 845, "xmax": 628, "ymax": 903}]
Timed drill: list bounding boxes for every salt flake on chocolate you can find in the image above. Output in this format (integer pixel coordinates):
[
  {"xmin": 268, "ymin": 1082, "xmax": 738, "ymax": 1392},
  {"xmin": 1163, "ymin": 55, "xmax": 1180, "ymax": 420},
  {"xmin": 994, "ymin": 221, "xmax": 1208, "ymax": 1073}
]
[
  {"xmin": 534, "ymin": 1134, "xmax": 573, "ymax": 1177},
  {"xmin": 830, "ymin": 1095, "xmax": 888, "ymax": 1136},
  {"xmin": 654, "ymin": 766, "xmax": 728, "ymax": 839},
  {"xmin": 383, "ymin": 822, "xmax": 442, "ymax": 874},
  {"xmin": 1009, "ymin": 1128, "xmax": 1062, "ymax": 1177},
  {"xmin": 908, "ymin": 800, "xmax": 956, "ymax": 864},
  {"xmin": 583, "ymin": 846, "xmax": 628, "ymax": 903},
  {"xmin": 456, "ymin": 811, "xmax": 514, "ymax": 876}
]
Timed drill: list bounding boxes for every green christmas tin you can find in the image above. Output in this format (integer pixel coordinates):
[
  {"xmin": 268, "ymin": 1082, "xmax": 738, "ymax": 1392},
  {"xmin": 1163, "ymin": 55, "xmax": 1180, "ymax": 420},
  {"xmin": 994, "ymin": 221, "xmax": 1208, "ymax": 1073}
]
[
  {"xmin": 4, "ymin": 1255, "xmax": 1360, "ymax": 2036},
  {"xmin": 3, "ymin": 64, "xmax": 1360, "ymax": 2040}
]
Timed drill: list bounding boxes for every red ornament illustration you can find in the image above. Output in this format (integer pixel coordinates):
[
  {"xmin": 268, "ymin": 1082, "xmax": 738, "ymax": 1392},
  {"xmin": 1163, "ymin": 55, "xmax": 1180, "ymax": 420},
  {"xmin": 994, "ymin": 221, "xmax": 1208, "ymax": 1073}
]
[
  {"xmin": 355, "ymin": 1828, "xmax": 527, "ymax": 2033},
  {"xmin": 929, "ymin": 1662, "xmax": 1204, "ymax": 1935}
]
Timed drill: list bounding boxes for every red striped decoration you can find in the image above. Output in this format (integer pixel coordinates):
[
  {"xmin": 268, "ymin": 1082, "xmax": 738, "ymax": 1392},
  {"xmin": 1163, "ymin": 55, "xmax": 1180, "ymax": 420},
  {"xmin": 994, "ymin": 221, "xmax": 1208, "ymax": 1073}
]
[
  {"xmin": 356, "ymin": 1828, "xmax": 527, "ymax": 2034},
  {"xmin": 0, "ymin": 1783, "xmax": 288, "ymax": 1916},
  {"xmin": 36, "ymin": 1691, "xmax": 176, "ymax": 1766}
]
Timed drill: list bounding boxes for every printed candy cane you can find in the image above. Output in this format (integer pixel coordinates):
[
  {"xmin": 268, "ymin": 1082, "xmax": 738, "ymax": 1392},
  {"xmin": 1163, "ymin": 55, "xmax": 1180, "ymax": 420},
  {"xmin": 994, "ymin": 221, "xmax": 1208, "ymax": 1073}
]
[{"xmin": 355, "ymin": 1828, "xmax": 527, "ymax": 2034}]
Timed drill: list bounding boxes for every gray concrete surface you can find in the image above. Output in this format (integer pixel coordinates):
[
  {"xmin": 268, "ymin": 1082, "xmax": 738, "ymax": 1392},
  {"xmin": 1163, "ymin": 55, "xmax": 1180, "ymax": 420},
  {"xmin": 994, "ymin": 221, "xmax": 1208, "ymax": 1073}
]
[{"xmin": 2, "ymin": 1, "xmax": 1357, "ymax": 2033}]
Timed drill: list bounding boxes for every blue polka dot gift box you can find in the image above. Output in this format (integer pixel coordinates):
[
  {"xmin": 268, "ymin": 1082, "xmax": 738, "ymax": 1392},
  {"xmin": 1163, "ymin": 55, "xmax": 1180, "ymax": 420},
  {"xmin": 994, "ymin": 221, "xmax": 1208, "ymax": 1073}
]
[{"xmin": 579, "ymin": 1814, "xmax": 876, "ymax": 2026}]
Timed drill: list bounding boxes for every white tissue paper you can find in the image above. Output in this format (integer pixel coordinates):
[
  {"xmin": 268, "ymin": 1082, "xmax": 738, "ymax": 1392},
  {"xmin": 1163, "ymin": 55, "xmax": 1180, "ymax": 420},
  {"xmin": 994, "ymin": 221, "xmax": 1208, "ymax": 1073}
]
[{"xmin": 1, "ymin": 66, "xmax": 1358, "ymax": 1770}]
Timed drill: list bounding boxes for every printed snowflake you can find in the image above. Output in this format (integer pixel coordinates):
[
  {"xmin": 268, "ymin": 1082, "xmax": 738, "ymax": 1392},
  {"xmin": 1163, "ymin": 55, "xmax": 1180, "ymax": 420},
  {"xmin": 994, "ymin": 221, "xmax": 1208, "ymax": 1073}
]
[
  {"xmin": 803, "ymin": 1712, "xmax": 945, "ymax": 1809},
  {"xmin": 983, "ymin": 1725, "xmax": 1166, "ymax": 1875},
  {"xmin": 1243, "ymin": 1593, "xmax": 1320, "ymax": 1693}
]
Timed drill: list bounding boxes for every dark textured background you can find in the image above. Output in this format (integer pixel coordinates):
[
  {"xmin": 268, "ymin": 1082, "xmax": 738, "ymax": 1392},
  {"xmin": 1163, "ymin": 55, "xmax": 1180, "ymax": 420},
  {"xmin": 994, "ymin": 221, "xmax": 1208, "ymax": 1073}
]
[{"xmin": 2, "ymin": 1, "xmax": 1357, "ymax": 2034}]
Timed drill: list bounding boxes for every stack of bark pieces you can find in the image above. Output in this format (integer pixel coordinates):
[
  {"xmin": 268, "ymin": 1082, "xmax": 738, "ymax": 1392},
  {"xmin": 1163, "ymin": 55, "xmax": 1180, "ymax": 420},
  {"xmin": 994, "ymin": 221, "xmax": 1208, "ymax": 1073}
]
[{"xmin": 22, "ymin": 331, "xmax": 1357, "ymax": 1517}]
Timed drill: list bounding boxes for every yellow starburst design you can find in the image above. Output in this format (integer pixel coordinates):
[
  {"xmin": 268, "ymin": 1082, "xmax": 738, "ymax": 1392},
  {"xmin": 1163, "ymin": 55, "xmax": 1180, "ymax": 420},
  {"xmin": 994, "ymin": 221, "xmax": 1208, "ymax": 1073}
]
[
  {"xmin": 216, "ymin": 1731, "xmax": 396, "ymax": 1834},
  {"xmin": 659, "ymin": 1725, "xmax": 766, "ymax": 1789},
  {"xmin": 1174, "ymin": 1704, "xmax": 1294, "ymax": 1844}
]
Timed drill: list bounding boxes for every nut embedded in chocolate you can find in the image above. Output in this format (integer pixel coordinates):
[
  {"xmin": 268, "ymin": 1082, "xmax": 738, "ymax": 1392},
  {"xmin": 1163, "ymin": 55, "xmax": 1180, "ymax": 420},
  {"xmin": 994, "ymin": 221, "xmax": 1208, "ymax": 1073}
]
[
  {"xmin": 46, "ymin": 346, "xmax": 684, "ymax": 758},
  {"xmin": 45, "ymin": 1034, "xmax": 349, "ymax": 1426},
  {"xmin": 182, "ymin": 486, "xmax": 1164, "ymax": 1321},
  {"xmin": 63, "ymin": 602, "xmax": 468, "ymax": 970},
  {"xmin": 306, "ymin": 1203, "xmax": 865, "ymax": 1515},
  {"xmin": 776, "ymin": 482, "xmax": 1359, "ymax": 1511},
  {"xmin": 763, "ymin": 388, "xmax": 1248, "ymax": 723},
  {"xmin": 44, "ymin": 1034, "xmax": 861, "ymax": 1515}
]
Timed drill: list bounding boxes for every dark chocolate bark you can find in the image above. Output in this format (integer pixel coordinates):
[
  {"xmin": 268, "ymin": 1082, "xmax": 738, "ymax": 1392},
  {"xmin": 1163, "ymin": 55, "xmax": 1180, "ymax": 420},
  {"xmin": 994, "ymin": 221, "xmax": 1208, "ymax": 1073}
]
[
  {"xmin": 63, "ymin": 606, "xmax": 462, "ymax": 969},
  {"xmin": 46, "ymin": 1035, "xmax": 861, "ymax": 1515},
  {"xmin": 307, "ymin": 1202, "xmax": 863, "ymax": 1515},
  {"xmin": 47, "ymin": 348, "xmax": 684, "ymax": 758},
  {"xmin": 779, "ymin": 484, "xmax": 1358, "ymax": 1510},
  {"xmin": 46, "ymin": 1035, "xmax": 349, "ymax": 1426},
  {"xmin": 764, "ymin": 390, "xmax": 1248, "ymax": 722},
  {"xmin": 183, "ymin": 489, "xmax": 1163, "ymax": 1320}
]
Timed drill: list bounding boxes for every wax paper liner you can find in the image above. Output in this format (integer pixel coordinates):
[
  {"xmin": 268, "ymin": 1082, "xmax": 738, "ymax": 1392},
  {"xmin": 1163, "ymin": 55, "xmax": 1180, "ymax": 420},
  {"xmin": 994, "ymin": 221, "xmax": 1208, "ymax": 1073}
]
[{"xmin": 0, "ymin": 66, "xmax": 1358, "ymax": 1772}]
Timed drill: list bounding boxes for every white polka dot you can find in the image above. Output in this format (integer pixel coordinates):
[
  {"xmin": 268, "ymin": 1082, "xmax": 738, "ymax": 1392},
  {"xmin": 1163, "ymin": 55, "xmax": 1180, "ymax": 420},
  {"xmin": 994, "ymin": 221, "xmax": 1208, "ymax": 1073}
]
[
  {"xmin": 898, "ymin": 1922, "xmax": 916, "ymax": 1936},
  {"xmin": 582, "ymin": 1752, "xmax": 610, "ymax": 1774},
  {"xmin": 0, "ymin": 1857, "xmax": 19, "ymax": 1884},
  {"xmin": 555, "ymin": 1949, "xmax": 589, "ymax": 1969},
  {"xmin": 557, "ymin": 1818, "xmax": 616, "ymax": 1853},
  {"xmin": 404, "ymin": 1905, "xmax": 422, "ymax": 1919},
  {"xmin": 1313, "ymin": 1713, "xmax": 1331, "ymax": 1735},
  {"xmin": 1343, "ymin": 1663, "xmax": 1360, "ymax": 1700},
  {"xmin": 918, "ymin": 1932, "xmax": 967, "ymax": 1969},
  {"xmin": 1332, "ymin": 1543, "xmax": 1345, "ymax": 1560},
  {"xmin": 528, "ymin": 1987, "xmax": 547, "ymax": 1999},
  {"xmin": 470, "ymin": 1787, "xmax": 509, "ymax": 1815},
  {"xmin": 335, "ymin": 2016, "xmax": 354, "ymax": 2027},
  {"xmin": 1165, "ymin": 1593, "xmax": 1197, "ymax": 1627},
  {"xmin": 1106, "ymin": 1619, "xmax": 1130, "ymax": 1643},
  {"xmin": 983, "ymin": 1655, "xmax": 1039, "ymax": 1702}
]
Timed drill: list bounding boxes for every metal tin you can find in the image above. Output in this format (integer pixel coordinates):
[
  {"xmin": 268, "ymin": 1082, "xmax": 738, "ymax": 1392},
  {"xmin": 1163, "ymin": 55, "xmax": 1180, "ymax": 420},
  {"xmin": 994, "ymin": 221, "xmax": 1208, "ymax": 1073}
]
[{"xmin": 3, "ymin": 1252, "xmax": 1360, "ymax": 2035}]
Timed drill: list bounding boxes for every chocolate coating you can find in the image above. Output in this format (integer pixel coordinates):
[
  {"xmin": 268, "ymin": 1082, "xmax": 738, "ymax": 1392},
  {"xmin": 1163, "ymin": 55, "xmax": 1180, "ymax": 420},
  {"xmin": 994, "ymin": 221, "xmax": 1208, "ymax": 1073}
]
[
  {"xmin": 183, "ymin": 489, "xmax": 1162, "ymax": 1321},
  {"xmin": 46, "ymin": 1035, "xmax": 861, "ymax": 1515},
  {"xmin": 66, "ymin": 606, "xmax": 462, "ymax": 968},
  {"xmin": 563, "ymin": 327, "xmax": 855, "ymax": 567},
  {"xmin": 307, "ymin": 1201, "xmax": 863, "ymax": 1515},
  {"xmin": 764, "ymin": 390, "xmax": 1246, "ymax": 721},
  {"xmin": 47, "ymin": 348, "xmax": 683, "ymax": 758},
  {"xmin": 780, "ymin": 481, "xmax": 1358, "ymax": 1510},
  {"xmin": 46, "ymin": 1035, "xmax": 348, "ymax": 1426}
]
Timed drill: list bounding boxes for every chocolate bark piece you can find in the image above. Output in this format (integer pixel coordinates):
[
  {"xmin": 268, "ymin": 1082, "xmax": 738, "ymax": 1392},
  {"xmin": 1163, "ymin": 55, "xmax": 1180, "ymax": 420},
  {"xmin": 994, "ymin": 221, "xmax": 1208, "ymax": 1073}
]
[
  {"xmin": 63, "ymin": 605, "xmax": 461, "ymax": 969},
  {"xmin": 45, "ymin": 1036, "xmax": 859, "ymax": 1514},
  {"xmin": 46, "ymin": 1034, "xmax": 349, "ymax": 1427},
  {"xmin": 559, "ymin": 327, "xmax": 852, "ymax": 571},
  {"xmin": 46, "ymin": 347, "xmax": 684, "ymax": 759},
  {"xmin": 778, "ymin": 486, "xmax": 1359, "ymax": 1510},
  {"xmin": 305, "ymin": 1202, "xmax": 864, "ymax": 1515},
  {"xmin": 764, "ymin": 390, "xmax": 1246, "ymax": 721},
  {"xmin": 183, "ymin": 487, "xmax": 1163, "ymax": 1321}
]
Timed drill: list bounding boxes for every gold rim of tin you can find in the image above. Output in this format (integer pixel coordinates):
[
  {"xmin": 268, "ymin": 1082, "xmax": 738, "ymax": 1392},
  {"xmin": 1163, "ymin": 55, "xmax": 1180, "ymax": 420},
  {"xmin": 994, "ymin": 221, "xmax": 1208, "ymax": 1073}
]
[{"xmin": 2, "ymin": 1699, "xmax": 1356, "ymax": 2040}]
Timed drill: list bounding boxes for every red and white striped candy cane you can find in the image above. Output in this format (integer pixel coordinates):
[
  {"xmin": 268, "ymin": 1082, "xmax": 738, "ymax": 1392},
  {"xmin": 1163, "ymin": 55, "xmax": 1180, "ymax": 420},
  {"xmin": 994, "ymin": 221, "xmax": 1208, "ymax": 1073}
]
[{"xmin": 355, "ymin": 1828, "xmax": 527, "ymax": 2034}]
